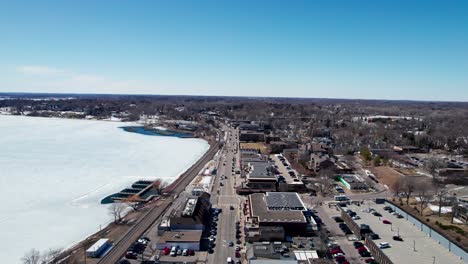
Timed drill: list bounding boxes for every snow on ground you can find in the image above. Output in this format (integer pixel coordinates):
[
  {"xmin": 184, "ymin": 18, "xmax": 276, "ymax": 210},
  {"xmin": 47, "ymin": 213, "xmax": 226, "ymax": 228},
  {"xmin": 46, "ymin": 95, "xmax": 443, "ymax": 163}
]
[{"xmin": 0, "ymin": 115, "xmax": 209, "ymax": 263}]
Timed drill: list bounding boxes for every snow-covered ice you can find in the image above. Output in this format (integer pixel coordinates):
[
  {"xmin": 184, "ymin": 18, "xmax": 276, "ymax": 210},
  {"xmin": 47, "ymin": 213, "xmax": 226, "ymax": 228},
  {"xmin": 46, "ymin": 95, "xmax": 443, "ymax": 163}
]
[{"xmin": 0, "ymin": 115, "xmax": 209, "ymax": 263}]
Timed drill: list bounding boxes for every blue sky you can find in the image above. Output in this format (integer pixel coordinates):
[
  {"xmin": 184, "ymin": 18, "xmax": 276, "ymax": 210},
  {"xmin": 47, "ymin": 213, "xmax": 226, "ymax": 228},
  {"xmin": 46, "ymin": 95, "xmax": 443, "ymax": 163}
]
[{"xmin": 0, "ymin": 0, "xmax": 467, "ymax": 101}]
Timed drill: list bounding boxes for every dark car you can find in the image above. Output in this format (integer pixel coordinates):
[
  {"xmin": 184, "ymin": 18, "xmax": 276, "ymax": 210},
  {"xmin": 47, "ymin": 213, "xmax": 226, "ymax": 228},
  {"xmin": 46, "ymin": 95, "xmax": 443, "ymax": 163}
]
[
  {"xmin": 125, "ymin": 252, "xmax": 138, "ymax": 259},
  {"xmin": 353, "ymin": 242, "xmax": 364, "ymax": 248},
  {"xmin": 333, "ymin": 217, "xmax": 344, "ymax": 223},
  {"xmin": 372, "ymin": 212, "xmax": 382, "ymax": 217},
  {"xmin": 369, "ymin": 233, "xmax": 380, "ymax": 240},
  {"xmin": 396, "ymin": 214, "xmax": 404, "ymax": 219},
  {"xmin": 393, "ymin": 236, "xmax": 404, "ymax": 241},
  {"xmin": 359, "ymin": 250, "xmax": 371, "ymax": 257}
]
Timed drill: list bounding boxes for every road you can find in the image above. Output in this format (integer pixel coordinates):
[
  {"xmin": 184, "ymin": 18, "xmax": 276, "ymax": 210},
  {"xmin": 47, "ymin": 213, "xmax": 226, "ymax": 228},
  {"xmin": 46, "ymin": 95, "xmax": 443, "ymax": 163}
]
[
  {"xmin": 97, "ymin": 139, "xmax": 220, "ymax": 264},
  {"xmin": 208, "ymin": 125, "xmax": 241, "ymax": 264}
]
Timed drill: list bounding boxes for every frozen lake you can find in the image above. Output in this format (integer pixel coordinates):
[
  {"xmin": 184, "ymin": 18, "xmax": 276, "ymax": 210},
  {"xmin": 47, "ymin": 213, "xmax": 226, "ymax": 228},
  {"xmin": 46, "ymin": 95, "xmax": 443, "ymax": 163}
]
[{"xmin": 0, "ymin": 115, "xmax": 209, "ymax": 263}]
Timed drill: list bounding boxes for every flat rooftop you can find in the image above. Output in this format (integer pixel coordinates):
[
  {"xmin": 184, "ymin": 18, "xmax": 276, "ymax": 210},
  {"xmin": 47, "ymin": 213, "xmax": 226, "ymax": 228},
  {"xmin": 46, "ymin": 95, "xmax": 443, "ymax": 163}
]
[
  {"xmin": 265, "ymin": 192, "xmax": 306, "ymax": 211},
  {"xmin": 158, "ymin": 230, "xmax": 202, "ymax": 243},
  {"xmin": 250, "ymin": 193, "xmax": 307, "ymax": 223},
  {"xmin": 248, "ymin": 161, "xmax": 276, "ymax": 179},
  {"xmin": 346, "ymin": 202, "xmax": 465, "ymax": 264}
]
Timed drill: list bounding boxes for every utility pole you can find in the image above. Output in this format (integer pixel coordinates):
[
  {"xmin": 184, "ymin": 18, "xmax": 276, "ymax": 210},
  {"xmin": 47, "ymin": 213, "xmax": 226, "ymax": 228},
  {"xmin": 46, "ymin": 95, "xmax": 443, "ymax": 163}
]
[
  {"xmin": 413, "ymin": 240, "xmax": 416, "ymax": 252},
  {"xmin": 432, "ymin": 256, "xmax": 436, "ymax": 264}
]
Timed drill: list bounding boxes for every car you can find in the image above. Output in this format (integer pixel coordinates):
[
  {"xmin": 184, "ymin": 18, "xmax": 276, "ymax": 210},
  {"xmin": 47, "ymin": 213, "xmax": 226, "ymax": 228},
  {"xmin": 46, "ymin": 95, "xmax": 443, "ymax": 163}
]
[
  {"xmin": 365, "ymin": 258, "xmax": 376, "ymax": 263},
  {"xmin": 182, "ymin": 249, "xmax": 188, "ymax": 256},
  {"xmin": 369, "ymin": 233, "xmax": 380, "ymax": 240},
  {"xmin": 333, "ymin": 216, "xmax": 344, "ymax": 223},
  {"xmin": 125, "ymin": 252, "xmax": 138, "ymax": 259},
  {"xmin": 208, "ymin": 248, "xmax": 214, "ymax": 254},
  {"xmin": 236, "ymin": 239, "xmax": 242, "ymax": 244},
  {"xmin": 188, "ymin": 249, "xmax": 195, "ymax": 256},
  {"xmin": 383, "ymin": 206, "xmax": 392, "ymax": 211},
  {"xmin": 333, "ymin": 253, "xmax": 345, "ymax": 258},
  {"xmin": 235, "ymin": 245, "xmax": 241, "ymax": 251},
  {"xmin": 330, "ymin": 248, "xmax": 342, "ymax": 254},
  {"xmin": 382, "ymin": 219, "xmax": 392, "ymax": 224},
  {"xmin": 378, "ymin": 242, "xmax": 391, "ymax": 249},
  {"xmin": 396, "ymin": 213, "xmax": 404, "ymax": 219},
  {"xmin": 230, "ymin": 205, "xmax": 235, "ymax": 210},
  {"xmin": 353, "ymin": 241, "xmax": 364, "ymax": 248},
  {"xmin": 235, "ymin": 260, "xmax": 241, "ymax": 264},
  {"xmin": 356, "ymin": 246, "xmax": 367, "ymax": 251},
  {"xmin": 373, "ymin": 212, "xmax": 382, "ymax": 217},
  {"xmin": 177, "ymin": 249, "xmax": 182, "ymax": 255},
  {"xmin": 229, "ymin": 241, "xmax": 234, "ymax": 247},
  {"xmin": 359, "ymin": 251, "xmax": 371, "ymax": 257},
  {"xmin": 118, "ymin": 260, "xmax": 131, "ymax": 264},
  {"xmin": 393, "ymin": 236, "xmax": 404, "ymax": 241},
  {"xmin": 352, "ymin": 215, "xmax": 361, "ymax": 220},
  {"xmin": 235, "ymin": 251, "xmax": 241, "ymax": 258}
]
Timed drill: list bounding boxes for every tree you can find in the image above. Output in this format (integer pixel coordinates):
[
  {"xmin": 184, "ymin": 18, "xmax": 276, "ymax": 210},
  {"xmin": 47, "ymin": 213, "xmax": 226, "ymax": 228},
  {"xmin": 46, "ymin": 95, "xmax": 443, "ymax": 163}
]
[
  {"xmin": 124, "ymin": 195, "xmax": 141, "ymax": 211},
  {"xmin": 399, "ymin": 176, "xmax": 417, "ymax": 205},
  {"xmin": 152, "ymin": 179, "xmax": 169, "ymax": 194},
  {"xmin": 108, "ymin": 203, "xmax": 126, "ymax": 223},
  {"xmin": 415, "ymin": 181, "xmax": 433, "ymax": 216},
  {"xmin": 21, "ymin": 249, "xmax": 41, "ymax": 264},
  {"xmin": 434, "ymin": 184, "xmax": 448, "ymax": 217},
  {"xmin": 373, "ymin": 155, "xmax": 382, "ymax": 166},
  {"xmin": 317, "ymin": 168, "xmax": 335, "ymax": 195},
  {"xmin": 360, "ymin": 147, "xmax": 372, "ymax": 165}
]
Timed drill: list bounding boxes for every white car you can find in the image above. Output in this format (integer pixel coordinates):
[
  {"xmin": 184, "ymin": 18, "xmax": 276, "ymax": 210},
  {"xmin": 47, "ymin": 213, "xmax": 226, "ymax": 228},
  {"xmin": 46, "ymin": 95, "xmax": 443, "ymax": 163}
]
[
  {"xmin": 378, "ymin": 242, "xmax": 391, "ymax": 249},
  {"xmin": 352, "ymin": 215, "xmax": 361, "ymax": 220}
]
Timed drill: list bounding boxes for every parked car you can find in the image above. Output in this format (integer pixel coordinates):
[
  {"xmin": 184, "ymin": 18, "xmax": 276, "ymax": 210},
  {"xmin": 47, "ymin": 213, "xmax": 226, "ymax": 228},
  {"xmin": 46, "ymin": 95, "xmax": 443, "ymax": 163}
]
[
  {"xmin": 382, "ymin": 219, "xmax": 392, "ymax": 224},
  {"xmin": 353, "ymin": 242, "xmax": 364, "ymax": 248},
  {"xmin": 393, "ymin": 236, "xmax": 404, "ymax": 241},
  {"xmin": 378, "ymin": 242, "xmax": 391, "ymax": 249},
  {"xmin": 373, "ymin": 212, "xmax": 382, "ymax": 217},
  {"xmin": 125, "ymin": 252, "xmax": 138, "ymax": 259},
  {"xmin": 369, "ymin": 233, "xmax": 380, "ymax": 240},
  {"xmin": 229, "ymin": 241, "xmax": 234, "ymax": 247}
]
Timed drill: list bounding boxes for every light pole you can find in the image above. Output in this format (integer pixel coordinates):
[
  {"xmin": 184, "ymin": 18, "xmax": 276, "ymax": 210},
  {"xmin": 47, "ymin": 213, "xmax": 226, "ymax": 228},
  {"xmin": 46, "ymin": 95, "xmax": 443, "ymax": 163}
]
[{"xmin": 432, "ymin": 256, "xmax": 436, "ymax": 264}]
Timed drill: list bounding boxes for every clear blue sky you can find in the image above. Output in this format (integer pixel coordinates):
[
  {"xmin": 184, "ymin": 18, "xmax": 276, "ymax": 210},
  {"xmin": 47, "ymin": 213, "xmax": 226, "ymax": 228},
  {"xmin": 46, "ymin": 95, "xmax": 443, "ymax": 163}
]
[{"xmin": 0, "ymin": 0, "xmax": 467, "ymax": 101}]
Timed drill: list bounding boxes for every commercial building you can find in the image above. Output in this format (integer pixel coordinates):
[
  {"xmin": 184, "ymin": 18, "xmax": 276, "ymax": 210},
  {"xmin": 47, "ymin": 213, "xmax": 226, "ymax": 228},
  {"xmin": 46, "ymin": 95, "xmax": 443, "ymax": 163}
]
[
  {"xmin": 156, "ymin": 230, "xmax": 202, "ymax": 251},
  {"xmin": 160, "ymin": 192, "xmax": 211, "ymax": 232},
  {"xmin": 237, "ymin": 153, "xmax": 278, "ymax": 194},
  {"xmin": 245, "ymin": 192, "xmax": 314, "ymax": 241},
  {"xmin": 338, "ymin": 174, "xmax": 367, "ymax": 190},
  {"xmin": 240, "ymin": 130, "xmax": 265, "ymax": 142}
]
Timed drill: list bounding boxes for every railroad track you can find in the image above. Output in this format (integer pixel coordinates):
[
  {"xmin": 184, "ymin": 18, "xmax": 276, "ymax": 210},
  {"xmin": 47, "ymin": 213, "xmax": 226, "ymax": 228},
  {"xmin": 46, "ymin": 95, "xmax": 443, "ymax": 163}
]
[{"xmin": 97, "ymin": 141, "xmax": 219, "ymax": 264}]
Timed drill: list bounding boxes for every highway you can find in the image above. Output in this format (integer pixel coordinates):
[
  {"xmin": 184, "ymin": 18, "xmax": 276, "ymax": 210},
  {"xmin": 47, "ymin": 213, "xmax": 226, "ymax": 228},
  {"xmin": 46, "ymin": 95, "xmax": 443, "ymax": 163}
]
[
  {"xmin": 208, "ymin": 125, "xmax": 241, "ymax": 264},
  {"xmin": 97, "ymin": 139, "xmax": 220, "ymax": 264}
]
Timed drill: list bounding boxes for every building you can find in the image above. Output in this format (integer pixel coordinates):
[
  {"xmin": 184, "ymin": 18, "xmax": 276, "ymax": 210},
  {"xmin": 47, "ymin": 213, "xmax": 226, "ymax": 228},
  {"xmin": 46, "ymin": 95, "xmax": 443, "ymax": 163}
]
[
  {"xmin": 338, "ymin": 174, "xmax": 367, "ymax": 190},
  {"xmin": 156, "ymin": 230, "xmax": 202, "ymax": 251},
  {"xmin": 168, "ymin": 192, "xmax": 211, "ymax": 231},
  {"xmin": 245, "ymin": 192, "xmax": 314, "ymax": 241},
  {"xmin": 237, "ymin": 153, "xmax": 278, "ymax": 194},
  {"xmin": 240, "ymin": 130, "xmax": 265, "ymax": 142}
]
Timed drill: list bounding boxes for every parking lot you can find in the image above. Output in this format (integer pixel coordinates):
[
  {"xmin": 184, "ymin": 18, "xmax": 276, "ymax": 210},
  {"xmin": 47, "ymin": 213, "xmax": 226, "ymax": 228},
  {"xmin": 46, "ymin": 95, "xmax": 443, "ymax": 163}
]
[
  {"xmin": 346, "ymin": 202, "xmax": 466, "ymax": 264},
  {"xmin": 315, "ymin": 203, "xmax": 366, "ymax": 264}
]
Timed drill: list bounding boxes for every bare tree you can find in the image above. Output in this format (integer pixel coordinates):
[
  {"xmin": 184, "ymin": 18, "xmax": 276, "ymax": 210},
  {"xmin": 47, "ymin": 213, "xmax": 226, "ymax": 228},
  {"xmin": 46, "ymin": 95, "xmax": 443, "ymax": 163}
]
[
  {"xmin": 152, "ymin": 178, "xmax": 169, "ymax": 194},
  {"xmin": 21, "ymin": 249, "xmax": 41, "ymax": 264},
  {"xmin": 317, "ymin": 168, "xmax": 335, "ymax": 195},
  {"xmin": 415, "ymin": 181, "xmax": 433, "ymax": 216},
  {"xmin": 42, "ymin": 248, "xmax": 63, "ymax": 264},
  {"xmin": 434, "ymin": 184, "xmax": 449, "ymax": 217},
  {"xmin": 108, "ymin": 203, "xmax": 126, "ymax": 223},
  {"xmin": 400, "ymin": 176, "xmax": 416, "ymax": 205},
  {"xmin": 124, "ymin": 195, "xmax": 141, "ymax": 211}
]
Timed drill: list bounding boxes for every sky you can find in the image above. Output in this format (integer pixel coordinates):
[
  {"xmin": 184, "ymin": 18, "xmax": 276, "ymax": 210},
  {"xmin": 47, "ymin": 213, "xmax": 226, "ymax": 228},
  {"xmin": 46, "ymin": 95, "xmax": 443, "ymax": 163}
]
[{"xmin": 0, "ymin": 0, "xmax": 467, "ymax": 101}]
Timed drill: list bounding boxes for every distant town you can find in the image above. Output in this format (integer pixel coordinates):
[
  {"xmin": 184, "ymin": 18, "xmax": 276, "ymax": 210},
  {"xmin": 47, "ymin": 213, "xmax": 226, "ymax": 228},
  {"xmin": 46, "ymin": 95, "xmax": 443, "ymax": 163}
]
[{"xmin": 2, "ymin": 93, "xmax": 468, "ymax": 264}]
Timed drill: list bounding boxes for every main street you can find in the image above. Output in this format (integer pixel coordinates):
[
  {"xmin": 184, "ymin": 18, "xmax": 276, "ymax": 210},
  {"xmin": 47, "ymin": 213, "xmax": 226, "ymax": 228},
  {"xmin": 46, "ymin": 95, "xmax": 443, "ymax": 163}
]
[{"xmin": 208, "ymin": 125, "xmax": 241, "ymax": 264}]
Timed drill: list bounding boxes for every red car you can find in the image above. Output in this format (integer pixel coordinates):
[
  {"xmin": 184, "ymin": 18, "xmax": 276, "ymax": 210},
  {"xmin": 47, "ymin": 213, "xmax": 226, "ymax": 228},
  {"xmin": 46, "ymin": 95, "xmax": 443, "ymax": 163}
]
[
  {"xmin": 330, "ymin": 248, "xmax": 342, "ymax": 254},
  {"xmin": 365, "ymin": 258, "xmax": 376, "ymax": 263},
  {"xmin": 356, "ymin": 246, "xmax": 367, "ymax": 252},
  {"xmin": 235, "ymin": 251, "xmax": 241, "ymax": 258},
  {"xmin": 383, "ymin": 219, "xmax": 392, "ymax": 224}
]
